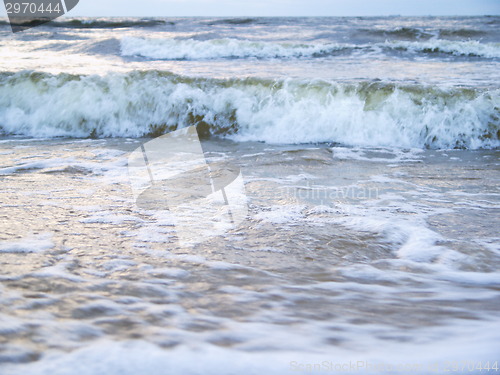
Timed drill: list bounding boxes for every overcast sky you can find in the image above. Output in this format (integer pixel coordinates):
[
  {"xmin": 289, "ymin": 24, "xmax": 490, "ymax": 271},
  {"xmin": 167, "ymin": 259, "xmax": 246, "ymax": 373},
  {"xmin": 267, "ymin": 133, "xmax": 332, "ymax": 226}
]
[{"xmin": 1, "ymin": 0, "xmax": 499, "ymax": 17}]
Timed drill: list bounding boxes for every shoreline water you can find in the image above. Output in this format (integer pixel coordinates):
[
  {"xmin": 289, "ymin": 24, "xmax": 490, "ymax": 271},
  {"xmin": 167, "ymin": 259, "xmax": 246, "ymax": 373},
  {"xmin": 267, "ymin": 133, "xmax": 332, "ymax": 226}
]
[
  {"xmin": 1, "ymin": 137, "xmax": 499, "ymax": 373},
  {"xmin": 1, "ymin": 15, "xmax": 499, "ymax": 374}
]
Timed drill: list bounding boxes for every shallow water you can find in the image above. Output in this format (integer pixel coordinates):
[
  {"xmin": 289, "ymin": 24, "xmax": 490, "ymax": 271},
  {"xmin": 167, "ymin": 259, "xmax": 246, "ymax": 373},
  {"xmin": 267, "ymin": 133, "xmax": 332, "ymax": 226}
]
[
  {"xmin": 0, "ymin": 138, "xmax": 499, "ymax": 373},
  {"xmin": 0, "ymin": 15, "xmax": 499, "ymax": 374}
]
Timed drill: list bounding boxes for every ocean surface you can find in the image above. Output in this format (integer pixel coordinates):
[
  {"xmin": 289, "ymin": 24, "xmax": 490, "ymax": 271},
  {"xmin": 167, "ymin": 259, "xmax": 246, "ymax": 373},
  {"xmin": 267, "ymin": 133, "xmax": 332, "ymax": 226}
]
[{"xmin": 0, "ymin": 16, "xmax": 499, "ymax": 374}]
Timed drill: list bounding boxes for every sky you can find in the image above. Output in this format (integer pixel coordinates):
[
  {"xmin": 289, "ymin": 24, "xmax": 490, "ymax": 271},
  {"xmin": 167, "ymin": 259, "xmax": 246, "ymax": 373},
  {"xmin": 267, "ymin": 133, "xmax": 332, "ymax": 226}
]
[{"xmin": 1, "ymin": 0, "xmax": 499, "ymax": 17}]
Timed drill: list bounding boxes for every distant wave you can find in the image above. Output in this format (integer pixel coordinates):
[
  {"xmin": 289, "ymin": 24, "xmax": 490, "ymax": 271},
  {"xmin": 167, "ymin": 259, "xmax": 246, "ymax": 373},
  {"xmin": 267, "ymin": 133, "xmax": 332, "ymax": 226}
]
[
  {"xmin": 57, "ymin": 18, "xmax": 173, "ymax": 28},
  {"xmin": 0, "ymin": 18, "xmax": 173, "ymax": 29},
  {"xmin": 438, "ymin": 29, "xmax": 487, "ymax": 38},
  {"xmin": 120, "ymin": 37, "xmax": 500, "ymax": 60},
  {"xmin": 0, "ymin": 71, "xmax": 498, "ymax": 149},
  {"xmin": 357, "ymin": 27, "xmax": 433, "ymax": 40},
  {"xmin": 486, "ymin": 17, "xmax": 500, "ymax": 25},
  {"xmin": 204, "ymin": 18, "xmax": 264, "ymax": 25},
  {"xmin": 386, "ymin": 40, "xmax": 500, "ymax": 58},
  {"xmin": 357, "ymin": 27, "xmax": 489, "ymax": 41},
  {"xmin": 120, "ymin": 37, "xmax": 354, "ymax": 60},
  {"xmin": 1, "ymin": 17, "xmax": 258, "ymax": 28}
]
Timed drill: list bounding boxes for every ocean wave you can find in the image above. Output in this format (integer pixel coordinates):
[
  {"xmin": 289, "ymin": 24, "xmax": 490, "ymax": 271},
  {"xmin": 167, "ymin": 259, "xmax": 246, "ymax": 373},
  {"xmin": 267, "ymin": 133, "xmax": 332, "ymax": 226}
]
[
  {"xmin": 486, "ymin": 17, "xmax": 500, "ymax": 25},
  {"xmin": 120, "ymin": 37, "xmax": 500, "ymax": 60},
  {"xmin": 0, "ymin": 18, "xmax": 173, "ymax": 29},
  {"xmin": 357, "ymin": 27, "xmax": 489, "ymax": 41},
  {"xmin": 204, "ymin": 18, "xmax": 264, "ymax": 26},
  {"xmin": 120, "ymin": 37, "xmax": 352, "ymax": 60},
  {"xmin": 0, "ymin": 71, "xmax": 498, "ymax": 149},
  {"xmin": 357, "ymin": 27, "xmax": 433, "ymax": 40},
  {"xmin": 438, "ymin": 28, "xmax": 487, "ymax": 38},
  {"xmin": 57, "ymin": 18, "xmax": 173, "ymax": 28},
  {"xmin": 387, "ymin": 40, "xmax": 500, "ymax": 58}
]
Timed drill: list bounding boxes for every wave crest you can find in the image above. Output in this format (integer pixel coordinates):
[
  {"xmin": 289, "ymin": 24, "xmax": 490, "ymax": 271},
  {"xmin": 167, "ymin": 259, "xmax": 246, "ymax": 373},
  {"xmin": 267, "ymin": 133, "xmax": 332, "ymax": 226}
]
[
  {"xmin": 387, "ymin": 40, "xmax": 500, "ymax": 58},
  {"xmin": 120, "ymin": 37, "xmax": 500, "ymax": 60},
  {"xmin": 0, "ymin": 71, "xmax": 498, "ymax": 149},
  {"xmin": 120, "ymin": 37, "xmax": 352, "ymax": 60},
  {"xmin": 357, "ymin": 27, "xmax": 433, "ymax": 40}
]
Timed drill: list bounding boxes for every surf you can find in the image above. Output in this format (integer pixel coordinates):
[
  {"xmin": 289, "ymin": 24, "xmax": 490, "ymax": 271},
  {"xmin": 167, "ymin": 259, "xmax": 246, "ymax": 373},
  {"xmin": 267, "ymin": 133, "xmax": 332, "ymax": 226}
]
[{"xmin": 0, "ymin": 71, "xmax": 498, "ymax": 149}]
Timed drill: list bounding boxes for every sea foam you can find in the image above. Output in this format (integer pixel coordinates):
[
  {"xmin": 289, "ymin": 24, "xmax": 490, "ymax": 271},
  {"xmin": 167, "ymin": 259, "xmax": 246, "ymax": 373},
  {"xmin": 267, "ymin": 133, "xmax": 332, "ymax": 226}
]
[
  {"xmin": 120, "ymin": 37, "xmax": 500, "ymax": 60},
  {"xmin": 0, "ymin": 71, "xmax": 498, "ymax": 149},
  {"xmin": 120, "ymin": 37, "xmax": 352, "ymax": 60}
]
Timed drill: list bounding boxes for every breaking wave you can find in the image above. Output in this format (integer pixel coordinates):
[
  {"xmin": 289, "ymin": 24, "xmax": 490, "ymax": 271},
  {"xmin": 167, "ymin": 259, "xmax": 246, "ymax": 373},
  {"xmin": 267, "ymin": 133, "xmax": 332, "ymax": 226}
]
[
  {"xmin": 357, "ymin": 27, "xmax": 433, "ymax": 40},
  {"xmin": 386, "ymin": 40, "xmax": 500, "ymax": 58},
  {"xmin": 120, "ymin": 37, "xmax": 500, "ymax": 60},
  {"xmin": 120, "ymin": 37, "xmax": 353, "ymax": 60},
  {"xmin": 0, "ymin": 71, "xmax": 498, "ymax": 149}
]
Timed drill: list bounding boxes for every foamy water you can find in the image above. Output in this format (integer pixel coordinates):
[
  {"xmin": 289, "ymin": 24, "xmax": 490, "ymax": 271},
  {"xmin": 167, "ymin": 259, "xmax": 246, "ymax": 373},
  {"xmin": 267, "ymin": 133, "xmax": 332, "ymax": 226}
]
[
  {"xmin": 0, "ymin": 72, "xmax": 498, "ymax": 148},
  {"xmin": 0, "ymin": 16, "xmax": 499, "ymax": 375}
]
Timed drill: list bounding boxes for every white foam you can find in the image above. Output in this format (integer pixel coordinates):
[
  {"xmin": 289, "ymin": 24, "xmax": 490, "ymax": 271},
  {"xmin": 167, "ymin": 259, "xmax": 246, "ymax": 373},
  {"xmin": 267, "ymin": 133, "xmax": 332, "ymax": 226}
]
[
  {"xmin": 0, "ymin": 233, "xmax": 54, "ymax": 254},
  {"xmin": 3, "ymin": 323, "xmax": 500, "ymax": 375},
  {"xmin": 386, "ymin": 39, "xmax": 500, "ymax": 59},
  {"xmin": 0, "ymin": 313, "xmax": 26, "ymax": 335},
  {"xmin": 79, "ymin": 214, "xmax": 143, "ymax": 225},
  {"xmin": 0, "ymin": 158, "xmax": 78, "ymax": 175},
  {"xmin": 254, "ymin": 205, "xmax": 305, "ymax": 225},
  {"xmin": 101, "ymin": 259, "xmax": 136, "ymax": 272},
  {"xmin": 30, "ymin": 261, "xmax": 85, "ymax": 282},
  {"xmin": 146, "ymin": 268, "xmax": 189, "ymax": 279},
  {"xmin": 331, "ymin": 147, "xmax": 424, "ymax": 162},
  {"xmin": 120, "ymin": 37, "xmax": 500, "ymax": 60},
  {"xmin": 0, "ymin": 72, "xmax": 498, "ymax": 149},
  {"xmin": 120, "ymin": 37, "xmax": 351, "ymax": 60}
]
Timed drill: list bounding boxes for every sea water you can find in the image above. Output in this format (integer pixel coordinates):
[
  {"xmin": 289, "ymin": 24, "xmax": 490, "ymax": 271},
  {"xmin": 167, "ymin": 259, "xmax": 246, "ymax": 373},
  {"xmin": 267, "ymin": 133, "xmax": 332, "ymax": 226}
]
[{"xmin": 0, "ymin": 16, "xmax": 499, "ymax": 374}]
